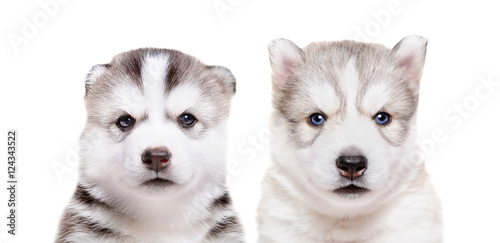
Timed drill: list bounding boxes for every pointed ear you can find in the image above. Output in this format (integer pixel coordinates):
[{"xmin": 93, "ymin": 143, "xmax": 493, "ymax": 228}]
[
  {"xmin": 268, "ymin": 38, "xmax": 304, "ymax": 89},
  {"xmin": 84, "ymin": 64, "xmax": 108, "ymax": 97},
  {"xmin": 209, "ymin": 65, "xmax": 236, "ymax": 96},
  {"xmin": 392, "ymin": 35, "xmax": 428, "ymax": 83}
]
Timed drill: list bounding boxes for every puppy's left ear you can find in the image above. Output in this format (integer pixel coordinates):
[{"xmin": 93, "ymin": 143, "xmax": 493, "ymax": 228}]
[
  {"xmin": 209, "ymin": 65, "xmax": 236, "ymax": 97},
  {"xmin": 392, "ymin": 35, "xmax": 428, "ymax": 87}
]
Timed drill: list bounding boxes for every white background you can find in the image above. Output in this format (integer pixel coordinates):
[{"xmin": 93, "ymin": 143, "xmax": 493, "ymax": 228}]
[{"xmin": 1, "ymin": 0, "xmax": 499, "ymax": 242}]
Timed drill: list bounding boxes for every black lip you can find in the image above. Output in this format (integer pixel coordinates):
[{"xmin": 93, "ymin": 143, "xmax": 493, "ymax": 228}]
[
  {"xmin": 142, "ymin": 178, "xmax": 174, "ymax": 187},
  {"xmin": 334, "ymin": 185, "xmax": 369, "ymax": 195}
]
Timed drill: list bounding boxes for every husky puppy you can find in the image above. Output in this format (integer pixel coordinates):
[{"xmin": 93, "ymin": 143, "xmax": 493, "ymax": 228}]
[
  {"xmin": 257, "ymin": 36, "xmax": 442, "ymax": 243},
  {"xmin": 56, "ymin": 48, "xmax": 244, "ymax": 243}
]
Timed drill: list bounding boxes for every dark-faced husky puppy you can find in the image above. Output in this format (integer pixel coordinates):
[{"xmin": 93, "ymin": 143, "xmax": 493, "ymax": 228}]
[{"xmin": 57, "ymin": 48, "xmax": 244, "ymax": 243}]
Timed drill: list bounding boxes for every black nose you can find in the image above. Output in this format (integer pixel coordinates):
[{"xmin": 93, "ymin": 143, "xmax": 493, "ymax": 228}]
[
  {"xmin": 142, "ymin": 147, "xmax": 171, "ymax": 173},
  {"xmin": 336, "ymin": 156, "xmax": 367, "ymax": 180}
]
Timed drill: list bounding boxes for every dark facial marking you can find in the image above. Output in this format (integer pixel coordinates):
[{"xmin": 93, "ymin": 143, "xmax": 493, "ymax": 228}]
[
  {"xmin": 165, "ymin": 49, "xmax": 191, "ymax": 92},
  {"xmin": 114, "ymin": 50, "xmax": 144, "ymax": 89}
]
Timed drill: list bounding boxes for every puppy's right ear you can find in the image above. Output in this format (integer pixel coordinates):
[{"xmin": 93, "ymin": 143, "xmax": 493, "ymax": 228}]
[
  {"xmin": 84, "ymin": 64, "xmax": 108, "ymax": 97},
  {"xmin": 268, "ymin": 38, "xmax": 304, "ymax": 90},
  {"xmin": 209, "ymin": 65, "xmax": 237, "ymax": 97}
]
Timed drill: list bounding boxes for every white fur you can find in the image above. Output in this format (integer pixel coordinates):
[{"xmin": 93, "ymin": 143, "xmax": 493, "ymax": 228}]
[
  {"xmin": 305, "ymin": 83, "xmax": 341, "ymax": 115},
  {"xmin": 362, "ymin": 82, "xmax": 391, "ymax": 114},
  {"xmin": 343, "ymin": 57, "xmax": 359, "ymax": 117}
]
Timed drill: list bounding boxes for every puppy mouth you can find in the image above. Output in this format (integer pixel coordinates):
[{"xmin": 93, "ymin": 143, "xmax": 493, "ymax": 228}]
[
  {"xmin": 142, "ymin": 178, "xmax": 175, "ymax": 187},
  {"xmin": 333, "ymin": 185, "xmax": 369, "ymax": 195}
]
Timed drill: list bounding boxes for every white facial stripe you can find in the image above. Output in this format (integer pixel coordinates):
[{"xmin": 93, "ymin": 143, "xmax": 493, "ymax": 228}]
[
  {"xmin": 361, "ymin": 82, "xmax": 390, "ymax": 114},
  {"xmin": 342, "ymin": 56, "xmax": 359, "ymax": 117},
  {"xmin": 306, "ymin": 83, "xmax": 340, "ymax": 115},
  {"xmin": 165, "ymin": 83, "xmax": 202, "ymax": 117},
  {"xmin": 337, "ymin": 56, "xmax": 371, "ymax": 145},
  {"xmin": 141, "ymin": 54, "xmax": 169, "ymax": 121}
]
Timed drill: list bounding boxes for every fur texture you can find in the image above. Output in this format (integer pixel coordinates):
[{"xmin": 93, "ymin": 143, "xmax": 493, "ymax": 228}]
[
  {"xmin": 257, "ymin": 36, "xmax": 442, "ymax": 242},
  {"xmin": 56, "ymin": 48, "xmax": 244, "ymax": 243}
]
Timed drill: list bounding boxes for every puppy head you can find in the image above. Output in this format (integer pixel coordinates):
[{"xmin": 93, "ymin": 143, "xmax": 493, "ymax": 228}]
[
  {"xmin": 268, "ymin": 36, "xmax": 427, "ymax": 214},
  {"xmin": 79, "ymin": 48, "xmax": 235, "ymax": 200}
]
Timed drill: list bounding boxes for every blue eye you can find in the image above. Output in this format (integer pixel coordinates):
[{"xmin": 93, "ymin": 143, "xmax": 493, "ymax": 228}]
[
  {"xmin": 309, "ymin": 113, "xmax": 326, "ymax": 126},
  {"xmin": 117, "ymin": 115, "xmax": 135, "ymax": 131},
  {"xmin": 374, "ymin": 112, "xmax": 391, "ymax": 125},
  {"xmin": 179, "ymin": 113, "xmax": 197, "ymax": 127}
]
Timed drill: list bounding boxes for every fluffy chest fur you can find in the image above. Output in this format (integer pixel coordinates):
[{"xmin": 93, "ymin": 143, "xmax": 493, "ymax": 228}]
[
  {"xmin": 258, "ymin": 165, "xmax": 442, "ymax": 243},
  {"xmin": 59, "ymin": 185, "xmax": 241, "ymax": 243}
]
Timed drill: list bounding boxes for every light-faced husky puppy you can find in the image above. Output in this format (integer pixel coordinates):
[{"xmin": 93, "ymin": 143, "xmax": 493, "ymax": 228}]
[
  {"xmin": 257, "ymin": 36, "xmax": 442, "ymax": 243},
  {"xmin": 56, "ymin": 48, "xmax": 244, "ymax": 243}
]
